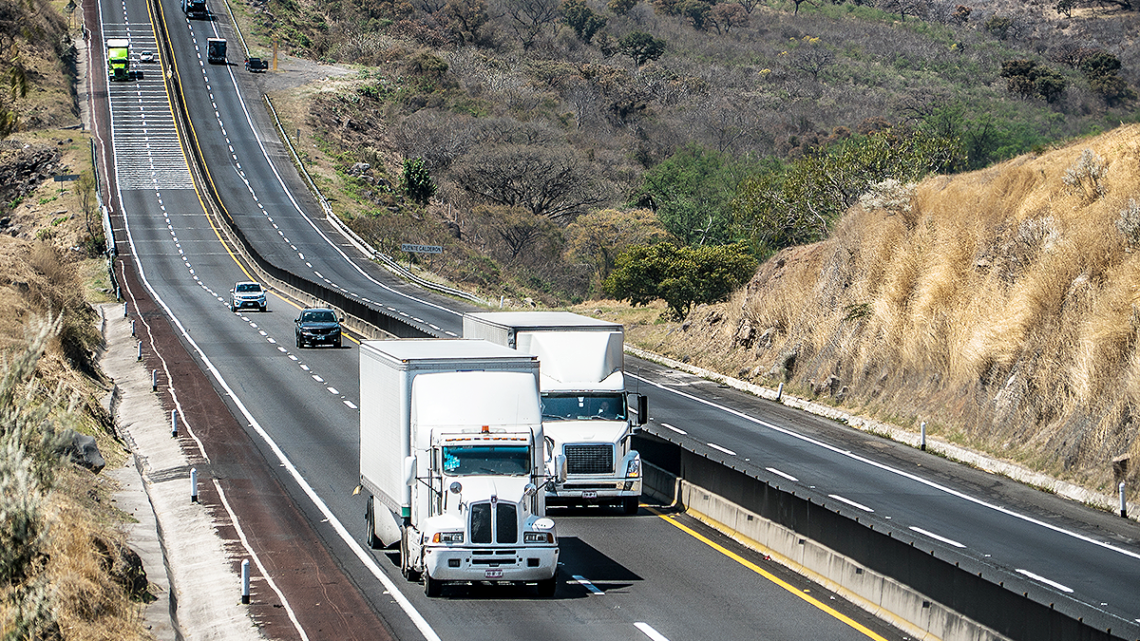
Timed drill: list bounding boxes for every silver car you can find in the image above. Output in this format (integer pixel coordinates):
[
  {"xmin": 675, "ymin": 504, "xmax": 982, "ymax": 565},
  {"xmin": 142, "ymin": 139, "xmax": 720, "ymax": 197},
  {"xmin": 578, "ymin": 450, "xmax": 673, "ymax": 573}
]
[{"xmin": 230, "ymin": 281, "xmax": 267, "ymax": 312}]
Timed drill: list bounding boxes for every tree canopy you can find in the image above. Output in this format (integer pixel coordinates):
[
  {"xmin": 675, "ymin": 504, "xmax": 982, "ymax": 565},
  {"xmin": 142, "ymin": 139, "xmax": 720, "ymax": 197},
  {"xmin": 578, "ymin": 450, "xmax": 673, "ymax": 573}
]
[{"xmin": 603, "ymin": 241, "xmax": 757, "ymax": 319}]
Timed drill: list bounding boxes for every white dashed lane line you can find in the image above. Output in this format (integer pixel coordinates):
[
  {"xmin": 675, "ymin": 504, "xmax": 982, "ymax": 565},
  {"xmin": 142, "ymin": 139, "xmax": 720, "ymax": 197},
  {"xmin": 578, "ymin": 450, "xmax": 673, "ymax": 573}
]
[
  {"xmin": 828, "ymin": 494, "xmax": 875, "ymax": 513},
  {"xmin": 909, "ymin": 526, "xmax": 966, "ymax": 549},
  {"xmin": 766, "ymin": 467, "xmax": 798, "ymax": 483}
]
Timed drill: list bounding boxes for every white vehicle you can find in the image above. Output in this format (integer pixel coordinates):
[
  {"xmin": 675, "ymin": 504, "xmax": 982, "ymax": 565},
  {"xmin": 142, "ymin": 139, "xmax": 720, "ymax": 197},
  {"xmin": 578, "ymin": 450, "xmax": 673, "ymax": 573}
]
[
  {"xmin": 359, "ymin": 339, "xmax": 561, "ymax": 597},
  {"xmin": 229, "ymin": 281, "xmax": 266, "ymax": 312},
  {"xmin": 463, "ymin": 312, "xmax": 647, "ymax": 514}
]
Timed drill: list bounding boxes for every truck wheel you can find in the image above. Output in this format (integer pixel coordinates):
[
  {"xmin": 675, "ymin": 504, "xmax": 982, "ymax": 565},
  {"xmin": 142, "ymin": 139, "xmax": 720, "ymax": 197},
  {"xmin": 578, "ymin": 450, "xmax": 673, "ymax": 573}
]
[
  {"xmin": 536, "ymin": 574, "xmax": 557, "ymax": 598},
  {"xmin": 365, "ymin": 502, "xmax": 380, "ymax": 550},
  {"xmin": 622, "ymin": 497, "xmax": 640, "ymax": 515},
  {"xmin": 423, "ymin": 572, "xmax": 442, "ymax": 597},
  {"xmin": 400, "ymin": 531, "xmax": 420, "ymax": 581}
]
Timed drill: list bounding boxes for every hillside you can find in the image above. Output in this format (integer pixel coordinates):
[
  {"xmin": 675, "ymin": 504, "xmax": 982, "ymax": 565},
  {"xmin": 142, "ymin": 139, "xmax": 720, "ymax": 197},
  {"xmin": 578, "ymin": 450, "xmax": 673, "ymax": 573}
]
[
  {"xmin": 610, "ymin": 125, "xmax": 1140, "ymax": 498},
  {"xmin": 236, "ymin": 0, "xmax": 1140, "ymax": 304}
]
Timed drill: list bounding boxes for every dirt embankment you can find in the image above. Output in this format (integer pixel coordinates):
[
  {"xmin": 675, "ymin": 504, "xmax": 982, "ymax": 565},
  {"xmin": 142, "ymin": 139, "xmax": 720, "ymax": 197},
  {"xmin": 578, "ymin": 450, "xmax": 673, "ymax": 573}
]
[{"xmin": 615, "ymin": 125, "xmax": 1140, "ymax": 500}]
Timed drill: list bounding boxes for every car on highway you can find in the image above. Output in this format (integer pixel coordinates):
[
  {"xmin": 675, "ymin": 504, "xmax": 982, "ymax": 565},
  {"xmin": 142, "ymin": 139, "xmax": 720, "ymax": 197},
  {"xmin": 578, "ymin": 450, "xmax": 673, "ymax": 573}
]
[
  {"xmin": 295, "ymin": 308, "xmax": 342, "ymax": 348},
  {"xmin": 139, "ymin": 50, "xmax": 155, "ymax": 63},
  {"xmin": 230, "ymin": 281, "xmax": 267, "ymax": 312}
]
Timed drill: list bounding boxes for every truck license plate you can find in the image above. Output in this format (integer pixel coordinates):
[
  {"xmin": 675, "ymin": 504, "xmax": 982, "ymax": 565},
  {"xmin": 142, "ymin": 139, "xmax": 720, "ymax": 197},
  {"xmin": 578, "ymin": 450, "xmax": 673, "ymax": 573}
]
[
  {"xmin": 582, "ymin": 491, "xmax": 597, "ymax": 499},
  {"xmin": 485, "ymin": 569, "xmax": 503, "ymax": 579}
]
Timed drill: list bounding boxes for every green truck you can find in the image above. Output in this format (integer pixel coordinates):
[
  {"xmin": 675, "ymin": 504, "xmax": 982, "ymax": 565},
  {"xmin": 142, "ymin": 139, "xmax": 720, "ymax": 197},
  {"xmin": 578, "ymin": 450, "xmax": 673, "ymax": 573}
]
[{"xmin": 107, "ymin": 38, "xmax": 133, "ymax": 81}]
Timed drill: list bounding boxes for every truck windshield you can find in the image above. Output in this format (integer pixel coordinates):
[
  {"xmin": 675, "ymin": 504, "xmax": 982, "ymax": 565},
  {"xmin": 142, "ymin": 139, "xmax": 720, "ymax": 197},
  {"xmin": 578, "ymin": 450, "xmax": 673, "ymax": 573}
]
[
  {"xmin": 541, "ymin": 394, "xmax": 626, "ymax": 421},
  {"xmin": 442, "ymin": 445, "xmax": 529, "ymax": 476}
]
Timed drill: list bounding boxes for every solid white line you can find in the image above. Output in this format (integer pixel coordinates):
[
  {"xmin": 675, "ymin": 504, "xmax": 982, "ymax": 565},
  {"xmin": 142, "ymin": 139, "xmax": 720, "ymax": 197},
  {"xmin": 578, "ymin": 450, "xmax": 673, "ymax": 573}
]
[
  {"xmin": 828, "ymin": 494, "xmax": 875, "ymax": 513},
  {"xmin": 909, "ymin": 526, "xmax": 966, "ymax": 548},
  {"xmin": 572, "ymin": 575, "xmax": 604, "ymax": 594},
  {"xmin": 766, "ymin": 467, "xmax": 798, "ymax": 482},
  {"xmin": 660, "ymin": 422, "xmax": 687, "ymax": 435},
  {"xmin": 1017, "ymin": 569, "xmax": 1073, "ymax": 593},
  {"xmin": 634, "ymin": 622, "xmax": 671, "ymax": 641},
  {"xmin": 628, "ymin": 371, "xmax": 1140, "ymax": 563},
  {"xmin": 707, "ymin": 442, "xmax": 737, "ymax": 456}
]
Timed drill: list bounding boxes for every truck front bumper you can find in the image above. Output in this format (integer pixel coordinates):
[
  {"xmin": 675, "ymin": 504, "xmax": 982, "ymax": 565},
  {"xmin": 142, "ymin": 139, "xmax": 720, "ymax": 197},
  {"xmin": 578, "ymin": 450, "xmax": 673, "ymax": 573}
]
[
  {"xmin": 423, "ymin": 545, "xmax": 559, "ymax": 583},
  {"xmin": 546, "ymin": 476, "xmax": 642, "ymax": 503}
]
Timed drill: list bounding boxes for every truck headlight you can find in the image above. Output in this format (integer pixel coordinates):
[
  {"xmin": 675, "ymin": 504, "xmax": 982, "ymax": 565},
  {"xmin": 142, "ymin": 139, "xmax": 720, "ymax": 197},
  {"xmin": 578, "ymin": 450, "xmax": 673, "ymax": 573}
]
[
  {"xmin": 432, "ymin": 531, "xmax": 464, "ymax": 543},
  {"xmin": 524, "ymin": 532, "xmax": 554, "ymax": 544},
  {"xmin": 625, "ymin": 457, "xmax": 641, "ymax": 478}
]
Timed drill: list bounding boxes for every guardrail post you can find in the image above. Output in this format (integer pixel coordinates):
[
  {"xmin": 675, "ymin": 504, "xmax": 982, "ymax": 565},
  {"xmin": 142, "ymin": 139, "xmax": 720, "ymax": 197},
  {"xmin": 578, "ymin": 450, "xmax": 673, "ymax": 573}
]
[
  {"xmin": 136, "ymin": 342, "xmax": 142, "ymax": 361},
  {"xmin": 152, "ymin": 369, "xmax": 158, "ymax": 392},
  {"xmin": 190, "ymin": 467, "xmax": 198, "ymax": 503},
  {"xmin": 123, "ymin": 301, "xmax": 128, "ymax": 317},
  {"xmin": 241, "ymin": 559, "xmax": 251, "ymax": 604},
  {"xmin": 776, "ymin": 382, "xmax": 783, "ymax": 402},
  {"xmin": 131, "ymin": 320, "xmax": 136, "ymax": 336},
  {"xmin": 1121, "ymin": 481, "xmax": 1127, "ymax": 518},
  {"xmin": 921, "ymin": 421, "xmax": 927, "ymax": 451},
  {"xmin": 171, "ymin": 409, "xmax": 178, "ymax": 437}
]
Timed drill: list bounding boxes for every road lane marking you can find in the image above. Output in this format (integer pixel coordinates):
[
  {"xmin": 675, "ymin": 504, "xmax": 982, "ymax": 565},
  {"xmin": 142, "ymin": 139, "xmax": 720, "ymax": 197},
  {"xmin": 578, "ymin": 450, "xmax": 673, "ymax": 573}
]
[
  {"xmin": 661, "ymin": 422, "xmax": 687, "ymax": 435},
  {"xmin": 766, "ymin": 467, "xmax": 798, "ymax": 482},
  {"xmin": 344, "ymin": 400, "xmax": 357, "ymax": 409},
  {"xmin": 909, "ymin": 526, "xmax": 965, "ymax": 548},
  {"xmin": 327, "ymin": 387, "xmax": 339, "ymax": 395},
  {"xmin": 634, "ymin": 622, "xmax": 669, "ymax": 641},
  {"xmin": 1016, "ymin": 569, "xmax": 1073, "ymax": 593},
  {"xmin": 828, "ymin": 494, "xmax": 875, "ymax": 513},
  {"xmin": 707, "ymin": 442, "xmax": 737, "ymax": 456},
  {"xmin": 649, "ymin": 508, "xmax": 889, "ymax": 640},
  {"xmin": 630, "ymin": 370, "xmax": 1140, "ymax": 565},
  {"xmin": 572, "ymin": 575, "xmax": 604, "ymax": 594}
]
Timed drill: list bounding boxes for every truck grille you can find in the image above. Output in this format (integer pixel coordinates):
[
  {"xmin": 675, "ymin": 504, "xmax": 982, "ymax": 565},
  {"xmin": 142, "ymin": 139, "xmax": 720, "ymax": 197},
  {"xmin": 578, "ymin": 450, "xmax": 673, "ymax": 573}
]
[
  {"xmin": 564, "ymin": 444, "xmax": 614, "ymax": 475},
  {"xmin": 470, "ymin": 502, "xmax": 518, "ymax": 544}
]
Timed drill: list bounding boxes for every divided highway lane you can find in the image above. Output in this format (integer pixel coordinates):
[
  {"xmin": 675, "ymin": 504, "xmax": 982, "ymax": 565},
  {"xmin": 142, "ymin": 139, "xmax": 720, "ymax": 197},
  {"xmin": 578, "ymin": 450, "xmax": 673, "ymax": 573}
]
[
  {"xmin": 95, "ymin": 7, "xmax": 908, "ymax": 640},
  {"xmin": 154, "ymin": 0, "xmax": 469, "ymax": 337},
  {"xmin": 631, "ymin": 361, "xmax": 1140, "ymax": 635}
]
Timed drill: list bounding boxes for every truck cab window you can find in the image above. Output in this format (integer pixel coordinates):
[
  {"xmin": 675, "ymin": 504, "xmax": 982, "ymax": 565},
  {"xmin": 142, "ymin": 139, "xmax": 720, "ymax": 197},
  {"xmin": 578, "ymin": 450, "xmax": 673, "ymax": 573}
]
[{"xmin": 443, "ymin": 445, "xmax": 529, "ymax": 476}]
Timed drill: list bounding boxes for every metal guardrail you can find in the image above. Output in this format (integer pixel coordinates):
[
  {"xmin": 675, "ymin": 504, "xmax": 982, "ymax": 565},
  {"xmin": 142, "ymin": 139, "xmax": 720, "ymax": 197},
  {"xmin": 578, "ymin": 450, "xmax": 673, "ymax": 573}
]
[{"xmin": 92, "ymin": 139, "xmax": 120, "ymax": 298}]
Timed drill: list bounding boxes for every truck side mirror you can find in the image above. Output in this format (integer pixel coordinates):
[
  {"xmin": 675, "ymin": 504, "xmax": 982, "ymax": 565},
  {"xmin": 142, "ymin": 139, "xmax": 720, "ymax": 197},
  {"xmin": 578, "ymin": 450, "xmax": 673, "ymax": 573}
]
[
  {"xmin": 636, "ymin": 394, "xmax": 648, "ymax": 426},
  {"xmin": 403, "ymin": 455, "xmax": 417, "ymax": 486},
  {"xmin": 554, "ymin": 455, "xmax": 567, "ymax": 483}
]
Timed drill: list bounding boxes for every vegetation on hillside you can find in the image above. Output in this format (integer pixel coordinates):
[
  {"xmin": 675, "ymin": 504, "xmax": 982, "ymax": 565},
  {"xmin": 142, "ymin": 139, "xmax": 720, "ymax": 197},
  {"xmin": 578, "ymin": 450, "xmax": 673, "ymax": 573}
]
[
  {"xmin": 245, "ymin": 0, "xmax": 1138, "ymax": 306},
  {"xmin": 618, "ymin": 126, "xmax": 1140, "ymax": 498}
]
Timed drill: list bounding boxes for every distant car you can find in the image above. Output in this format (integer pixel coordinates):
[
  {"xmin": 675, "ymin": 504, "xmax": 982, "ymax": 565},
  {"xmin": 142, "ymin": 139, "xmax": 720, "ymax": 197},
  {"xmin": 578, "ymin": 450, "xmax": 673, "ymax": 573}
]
[
  {"xmin": 230, "ymin": 281, "xmax": 267, "ymax": 312},
  {"xmin": 295, "ymin": 308, "xmax": 342, "ymax": 348},
  {"xmin": 139, "ymin": 50, "xmax": 155, "ymax": 63}
]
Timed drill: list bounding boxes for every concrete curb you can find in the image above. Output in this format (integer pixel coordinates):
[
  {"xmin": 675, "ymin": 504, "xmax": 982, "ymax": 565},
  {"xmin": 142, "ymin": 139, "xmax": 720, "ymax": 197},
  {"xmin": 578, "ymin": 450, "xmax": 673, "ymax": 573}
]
[{"xmin": 98, "ymin": 304, "xmax": 264, "ymax": 641}]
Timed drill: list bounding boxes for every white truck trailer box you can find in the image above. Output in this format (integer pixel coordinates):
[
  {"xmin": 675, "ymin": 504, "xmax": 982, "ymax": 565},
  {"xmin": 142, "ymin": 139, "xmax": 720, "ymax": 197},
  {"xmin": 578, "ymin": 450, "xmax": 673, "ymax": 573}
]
[
  {"xmin": 463, "ymin": 312, "xmax": 648, "ymax": 514},
  {"xmin": 359, "ymin": 339, "xmax": 560, "ymax": 596}
]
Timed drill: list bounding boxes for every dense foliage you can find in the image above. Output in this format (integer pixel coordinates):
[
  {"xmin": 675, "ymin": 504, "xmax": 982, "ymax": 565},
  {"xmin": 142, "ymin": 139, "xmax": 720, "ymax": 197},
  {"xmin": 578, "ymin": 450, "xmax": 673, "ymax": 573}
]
[
  {"xmin": 603, "ymin": 241, "xmax": 757, "ymax": 318},
  {"xmin": 272, "ymin": 0, "xmax": 1139, "ymax": 310}
]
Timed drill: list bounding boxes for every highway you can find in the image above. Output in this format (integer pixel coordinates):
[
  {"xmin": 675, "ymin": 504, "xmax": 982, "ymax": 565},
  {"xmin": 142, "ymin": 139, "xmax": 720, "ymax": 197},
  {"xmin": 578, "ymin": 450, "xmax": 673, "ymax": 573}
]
[
  {"xmin": 91, "ymin": 0, "xmax": 909, "ymax": 640},
  {"xmin": 90, "ymin": 0, "xmax": 1140, "ymax": 638}
]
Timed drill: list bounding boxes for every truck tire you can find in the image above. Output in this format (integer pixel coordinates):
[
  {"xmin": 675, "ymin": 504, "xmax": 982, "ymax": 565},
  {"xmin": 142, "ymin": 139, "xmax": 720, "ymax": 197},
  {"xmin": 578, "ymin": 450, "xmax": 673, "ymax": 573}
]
[
  {"xmin": 400, "ymin": 531, "xmax": 420, "ymax": 581},
  {"xmin": 423, "ymin": 572, "xmax": 442, "ymax": 597},
  {"xmin": 536, "ymin": 573, "xmax": 557, "ymax": 598},
  {"xmin": 622, "ymin": 496, "xmax": 640, "ymax": 515},
  {"xmin": 365, "ymin": 502, "xmax": 381, "ymax": 550}
]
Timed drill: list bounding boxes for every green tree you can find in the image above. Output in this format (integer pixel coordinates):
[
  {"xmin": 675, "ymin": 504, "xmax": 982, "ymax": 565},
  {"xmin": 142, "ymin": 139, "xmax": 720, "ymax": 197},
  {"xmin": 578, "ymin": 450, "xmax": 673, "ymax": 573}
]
[
  {"xmin": 603, "ymin": 241, "xmax": 757, "ymax": 319},
  {"xmin": 636, "ymin": 144, "xmax": 750, "ymax": 246},
  {"xmin": 403, "ymin": 157, "xmax": 436, "ymax": 204},
  {"xmin": 563, "ymin": 0, "xmax": 607, "ymax": 43},
  {"xmin": 563, "ymin": 208, "xmax": 673, "ymax": 290},
  {"xmin": 608, "ymin": 0, "xmax": 638, "ymax": 14},
  {"xmin": 619, "ymin": 31, "xmax": 666, "ymax": 67},
  {"xmin": 999, "ymin": 59, "xmax": 1066, "ymax": 103},
  {"xmin": 733, "ymin": 128, "xmax": 962, "ymax": 255}
]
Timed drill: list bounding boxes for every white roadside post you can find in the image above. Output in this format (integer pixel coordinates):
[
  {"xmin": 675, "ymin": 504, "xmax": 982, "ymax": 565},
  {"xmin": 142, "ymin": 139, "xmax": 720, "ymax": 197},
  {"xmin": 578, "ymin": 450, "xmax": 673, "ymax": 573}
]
[
  {"xmin": 170, "ymin": 409, "xmax": 178, "ymax": 437},
  {"xmin": 1121, "ymin": 481, "xmax": 1128, "ymax": 518},
  {"xmin": 190, "ymin": 467, "xmax": 198, "ymax": 503},
  {"xmin": 241, "ymin": 560, "xmax": 251, "ymax": 604}
]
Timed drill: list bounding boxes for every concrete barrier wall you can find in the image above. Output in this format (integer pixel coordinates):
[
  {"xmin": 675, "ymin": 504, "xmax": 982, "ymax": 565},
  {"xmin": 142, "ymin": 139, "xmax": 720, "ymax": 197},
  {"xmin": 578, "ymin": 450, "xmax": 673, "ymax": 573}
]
[{"xmin": 634, "ymin": 433, "xmax": 1129, "ymax": 641}]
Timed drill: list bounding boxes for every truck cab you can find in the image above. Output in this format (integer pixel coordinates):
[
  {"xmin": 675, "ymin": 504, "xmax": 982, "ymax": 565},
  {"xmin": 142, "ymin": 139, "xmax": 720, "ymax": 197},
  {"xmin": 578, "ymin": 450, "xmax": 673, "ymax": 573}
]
[
  {"xmin": 106, "ymin": 39, "xmax": 132, "ymax": 81},
  {"xmin": 463, "ymin": 312, "xmax": 648, "ymax": 514},
  {"xmin": 359, "ymin": 340, "xmax": 561, "ymax": 597}
]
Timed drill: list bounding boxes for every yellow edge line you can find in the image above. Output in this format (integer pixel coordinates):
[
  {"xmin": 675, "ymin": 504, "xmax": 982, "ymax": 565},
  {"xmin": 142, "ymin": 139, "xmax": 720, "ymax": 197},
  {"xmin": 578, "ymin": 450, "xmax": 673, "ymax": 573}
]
[
  {"xmin": 648, "ymin": 507, "xmax": 891, "ymax": 641},
  {"xmin": 147, "ymin": 0, "xmax": 256, "ymax": 283},
  {"xmin": 146, "ymin": 0, "xmax": 356, "ymax": 335}
]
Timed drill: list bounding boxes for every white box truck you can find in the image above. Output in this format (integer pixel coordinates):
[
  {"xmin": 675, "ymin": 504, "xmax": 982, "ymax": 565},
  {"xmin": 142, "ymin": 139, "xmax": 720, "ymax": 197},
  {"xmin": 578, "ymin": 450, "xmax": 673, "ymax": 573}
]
[
  {"xmin": 359, "ymin": 339, "xmax": 561, "ymax": 597},
  {"xmin": 463, "ymin": 312, "xmax": 648, "ymax": 514}
]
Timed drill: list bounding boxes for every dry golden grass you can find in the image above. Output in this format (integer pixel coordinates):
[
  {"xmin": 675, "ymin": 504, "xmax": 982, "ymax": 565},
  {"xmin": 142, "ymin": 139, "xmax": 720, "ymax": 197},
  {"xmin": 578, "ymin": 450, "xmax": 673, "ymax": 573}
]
[{"xmin": 610, "ymin": 125, "xmax": 1140, "ymax": 497}]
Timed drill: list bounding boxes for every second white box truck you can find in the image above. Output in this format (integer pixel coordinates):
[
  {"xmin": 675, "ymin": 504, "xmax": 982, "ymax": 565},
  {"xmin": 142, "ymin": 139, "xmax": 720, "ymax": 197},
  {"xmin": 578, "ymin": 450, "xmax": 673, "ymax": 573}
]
[
  {"xmin": 463, "ymin": 312, "xmax": 647, "ymax": 514},
  {"xmin": 359, "ymin": 339, "xmax": 561, "ymax": 597}
]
